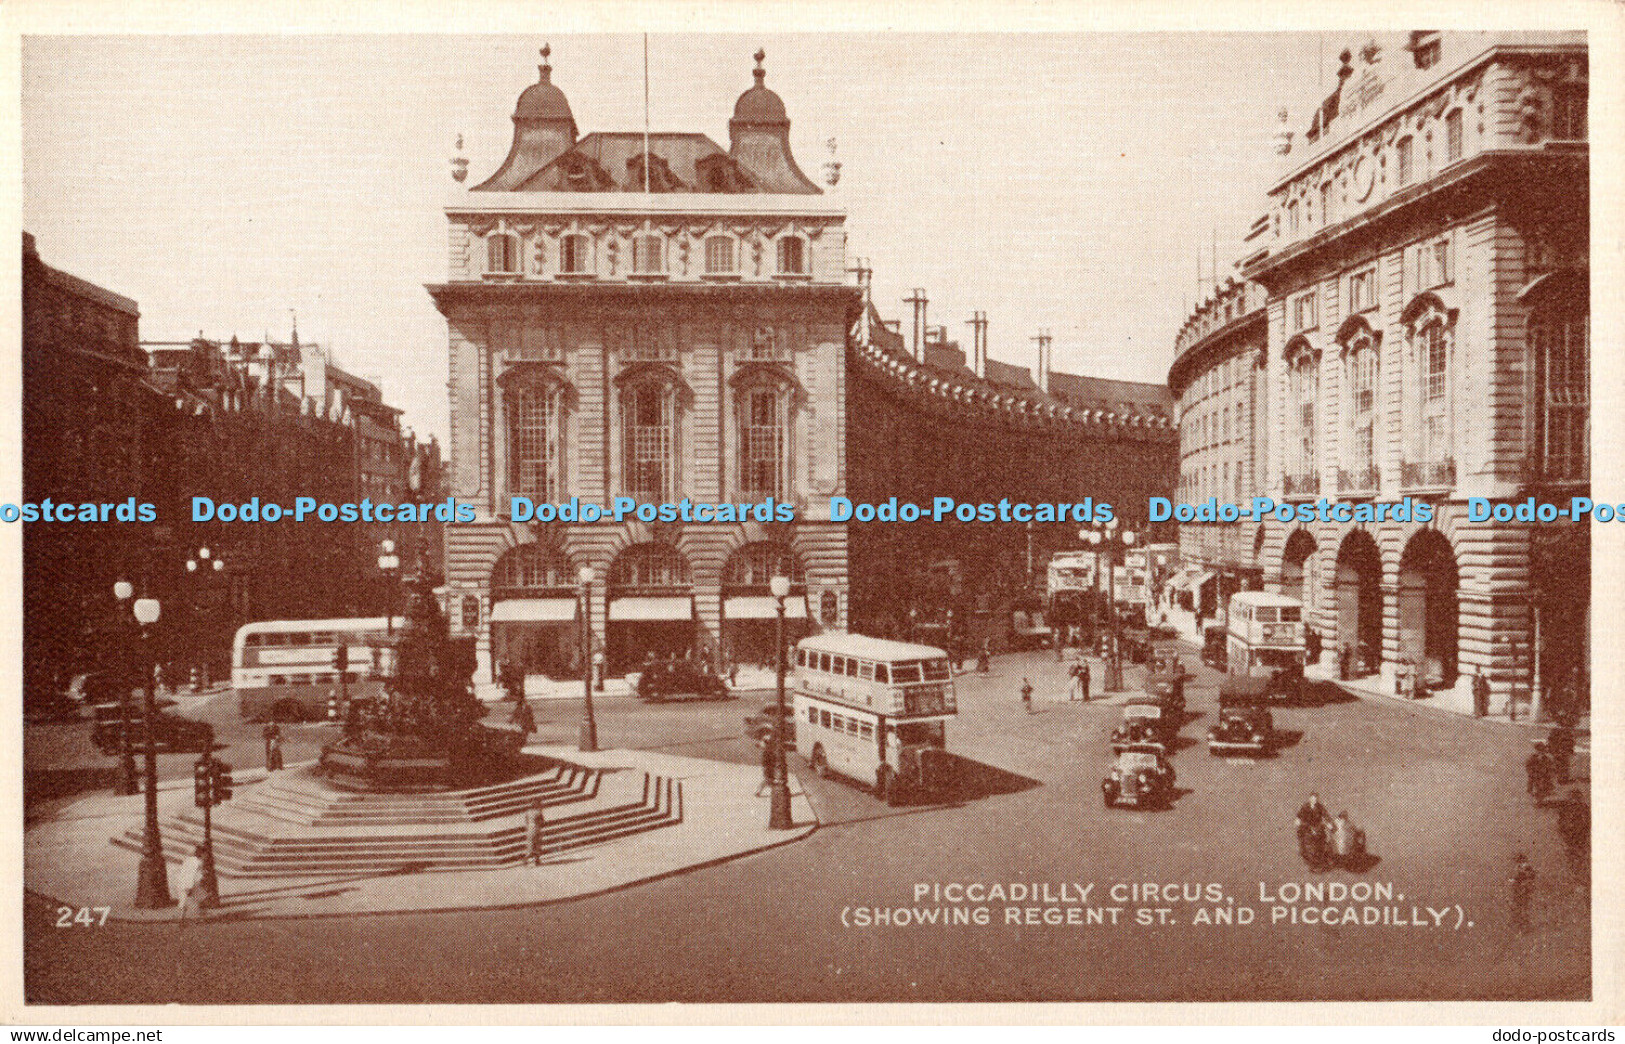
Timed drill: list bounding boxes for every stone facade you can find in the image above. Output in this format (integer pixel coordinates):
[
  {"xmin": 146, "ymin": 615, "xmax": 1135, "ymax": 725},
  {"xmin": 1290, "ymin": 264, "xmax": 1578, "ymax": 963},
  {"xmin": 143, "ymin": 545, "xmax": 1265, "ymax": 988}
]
[
  {"xmin": 431, "ymin": 50, "xmax": 859, "ymax": 680},
  {"xmin": 1234, "ymin": 31, "xmax": 1588, "ymax": 718}
]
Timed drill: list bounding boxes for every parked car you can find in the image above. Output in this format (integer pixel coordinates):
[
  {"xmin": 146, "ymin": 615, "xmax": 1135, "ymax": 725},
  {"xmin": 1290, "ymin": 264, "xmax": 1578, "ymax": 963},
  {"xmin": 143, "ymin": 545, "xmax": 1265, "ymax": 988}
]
[
  {"xmin": 744, "ymin": 704, "xmax": 796, "ymax": 748},
  {"xmin": 90, "ymin": 701, "xmax": 215, "ymax": 757},
  {"xmin": 635, "ymin": 659, "xmax": 730, "ymax": 702},
  {"xmin": 1101, "ymin": 744, "xmax": 1177, "ymax": 810}
]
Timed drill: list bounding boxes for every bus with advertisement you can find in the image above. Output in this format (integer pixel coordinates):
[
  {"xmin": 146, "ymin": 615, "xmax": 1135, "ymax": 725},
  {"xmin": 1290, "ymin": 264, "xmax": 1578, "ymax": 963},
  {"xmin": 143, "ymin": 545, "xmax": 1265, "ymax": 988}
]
[
  {"xmin": 792, "ymin": 632, "xmax": 958, "ymax": 805},
  {"xmin": 233, "ymin": 617, "xmax": 394, "ymax": 722},
  {"xmin": 1225, "ymin": 592, "xmax": 1306, "ymax": 699}
]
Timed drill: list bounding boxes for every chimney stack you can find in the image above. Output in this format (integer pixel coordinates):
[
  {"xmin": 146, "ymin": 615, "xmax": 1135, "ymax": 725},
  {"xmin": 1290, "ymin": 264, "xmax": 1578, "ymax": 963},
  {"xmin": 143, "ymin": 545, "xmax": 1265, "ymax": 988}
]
[
  {"xmin": 967, "ymin": 312, "xmax": 989, "ymax": 379},
  {"xmin": 905, "ymin": 288, "xmax": 929, "ymax": 360},
  {"xmin": 1032, "ymin": 329, "xmax": 1052, "ymax": 395}
]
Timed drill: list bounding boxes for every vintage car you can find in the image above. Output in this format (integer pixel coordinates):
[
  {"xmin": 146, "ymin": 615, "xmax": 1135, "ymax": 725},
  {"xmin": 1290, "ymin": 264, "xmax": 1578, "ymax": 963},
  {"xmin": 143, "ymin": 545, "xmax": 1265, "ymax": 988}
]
[
  {"xmin": 1208, "ymin": 677, "xmax": 1275, "ymax": 756},
  {"xmin": 1111, "ymin": 702, "xmax": 1171, "ymax": 753},
  {"xmin": 1101, "ymin": 744, "xmax": 1177, "ymax": 810},
  {"xmin": 1143, "ymin": 670, "xmax": 1188, "ymax": 714},
  {"xmin": 744, "ymin": 704, "xmax": 796, "ymax": 748},
  {"xmin": 1120, "ymin": 628, "xmax": 1154, "ymax": 665},
  {"xmin": 1201, "ymin": 625, "xmax": 1229, "ymax": 670},
  {"xmin": 634, "ymin": 660, "xmax": 730, "ymax": 702},
  {"xmin": 90, "ymin": 700, "xmax": 216, "ymax": 757}
]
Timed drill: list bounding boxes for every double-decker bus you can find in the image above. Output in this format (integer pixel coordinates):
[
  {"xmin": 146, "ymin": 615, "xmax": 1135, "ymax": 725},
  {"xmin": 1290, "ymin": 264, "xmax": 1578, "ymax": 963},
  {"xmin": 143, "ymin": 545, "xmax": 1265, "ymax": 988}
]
[
  {"xmin": 233, "ymin": 618, "xmax": 393, "ymax": 722},
  {"xmin": 792, "ymin": 633, "xmax": 957, "ymax": 805},
  {"xmin": 1225, "ymin": 592, "xmax": 1305, "ymax": 698}
]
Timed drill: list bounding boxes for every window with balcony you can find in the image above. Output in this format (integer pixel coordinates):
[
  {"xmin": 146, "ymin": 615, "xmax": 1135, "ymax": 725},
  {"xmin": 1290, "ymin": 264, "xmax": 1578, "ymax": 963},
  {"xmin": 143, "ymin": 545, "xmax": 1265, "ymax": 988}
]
[
  {"xmin": 739, "ymin": 386, "xmax": 788, "ymax": 499},
  {"xmin": 1532, "ymin": 311, "xmax": 1589, "ymax": 482},
  {"xmin": 560, "ymin": 234, "xmax": 593, "ymax": 276},
  {"xmin": 1286, "ymin": 349, "xmax": 1319, "ymax": 495},
  {"xmin": 1402, "ymin": 303, "xmax": 1455, "ymax": 489},
  {"xmin": 1342, "ymin": 339, "xmax": 1378, "ymax": 491},
  {"xmin": 488, "ymin": 232, "xmax": 521, "ymax": 275},
  {"xmin": 622, "ymin": 381, "xmax": 677, "ymax": 499},
  {"xmin": 704, "ymin": 235, "xmax": 737, "ymax": 276}
]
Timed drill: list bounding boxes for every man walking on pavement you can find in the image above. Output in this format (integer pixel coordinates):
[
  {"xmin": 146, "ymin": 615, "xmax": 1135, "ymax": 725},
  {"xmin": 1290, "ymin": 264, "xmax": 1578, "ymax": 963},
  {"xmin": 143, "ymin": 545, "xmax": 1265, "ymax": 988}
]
[
  {"xmin": 525, "ymin": 798, "xmax": 547, "ymax": 866},
  {"xmin": 1510, "ymin": 852, "xmax": 1535, "ymax": 933},
  {"xmin": 1020, "ymin": 677, "xmax": 1033, "ymax": 713}
]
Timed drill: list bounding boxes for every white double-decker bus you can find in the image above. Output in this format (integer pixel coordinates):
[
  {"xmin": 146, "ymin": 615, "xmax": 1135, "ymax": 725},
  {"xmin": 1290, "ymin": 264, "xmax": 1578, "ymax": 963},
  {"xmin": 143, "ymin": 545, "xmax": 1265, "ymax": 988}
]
[
  {"xmin": 1225, "ymin": 592, "xmax": 1306, "ymax": 698},
  {"xmin": 233, "ymin": 617, "xmax": 393, "ymax": 722},
  {"xmin": 792, "ymin": 633, "xmax": 958, "ymax": 805}
]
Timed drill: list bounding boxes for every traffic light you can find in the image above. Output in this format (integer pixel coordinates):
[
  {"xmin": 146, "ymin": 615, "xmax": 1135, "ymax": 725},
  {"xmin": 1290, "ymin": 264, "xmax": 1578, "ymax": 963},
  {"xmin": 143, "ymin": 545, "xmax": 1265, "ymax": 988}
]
[
  {"xmin": 194, "ymin": 758, "xmax": 213, "ymax": 808},
  {"xmin": 210, "ymin": 759, "xmax": 234, "ymax": 803},
  {"xmin": 333, "ymin": 644, "xmax": 348, "ymax": 673}
]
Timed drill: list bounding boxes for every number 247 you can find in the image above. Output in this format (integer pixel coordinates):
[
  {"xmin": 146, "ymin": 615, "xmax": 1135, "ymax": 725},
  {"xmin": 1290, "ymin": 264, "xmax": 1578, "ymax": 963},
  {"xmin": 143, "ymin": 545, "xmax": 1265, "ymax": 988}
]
[{"xmin": 56, "ymin": 906, "xmax": 111, "ymax": 927}]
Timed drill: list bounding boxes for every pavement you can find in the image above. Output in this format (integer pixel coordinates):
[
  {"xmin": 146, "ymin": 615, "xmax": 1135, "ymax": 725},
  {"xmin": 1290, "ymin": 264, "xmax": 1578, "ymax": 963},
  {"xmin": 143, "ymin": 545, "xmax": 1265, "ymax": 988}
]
[
  {"xmin": 473, "ymin": 665, "xmax": 780, "ymax": 702},
  {"xmin": 24, "ymin": 742, "xmax": 816, "ymax": 923}
]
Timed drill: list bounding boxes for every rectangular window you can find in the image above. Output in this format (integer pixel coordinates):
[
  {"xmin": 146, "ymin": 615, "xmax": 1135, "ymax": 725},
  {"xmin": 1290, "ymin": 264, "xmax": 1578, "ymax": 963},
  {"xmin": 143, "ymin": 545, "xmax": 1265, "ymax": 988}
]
[
  {"xmin": 625, "ymin": 385, "xmax": 674, "ymax": 500},
  {"xmin": 1537, "ymin": 316, "xmax": 1590, "ymax": 481},
  {"xmin": 776, "ymin": 237, "xmax": 806, "ymax": 275},
  {"xmin": 1291, "ymin": 292, "xmax": 1317, "ymax": 332},
  {"xmin": 705, "ymin": 236, "xmax": 736, "ymax": 275},
  {"xmin": 742, "ymin": 388, "xmax": 785, "ymax": 497},
  {"xmin": 632, "ymin": 235, "xmax": 665, "ymax": 275},
  {"xmin": 560, "ymin": 235, "xmax": 592, "ymax": 275},
  {"xmin": 1320, "ymin": 182, "xmax": 1333, "ymax": 226},
  {"xmin": 511, "ymin": 386, "xmax": 559, "ymax": 500},
  {"xmin": 1397, "ymin": 138, "xmax": 1414, "ymax": 186},
  {"xmin": 1349, "ymin": 268, "xmax": 1376, "ymax": 312},
  {"xmin": 1445, "ymin": 110, "xmax": 1463, "ymax": 162},
  {"xmin": 859, "ymin": 722, "xmax": 874, "ymax": 740},
  {"xmin": 820, "ymin": 710, "xmax": 831, "ymax": 728},
  {"xmin": 859, "ymin": 662, "xmax": 875, "ymax": 681},
  {"xmin": 1419, "ymin": 237, "xmax": 1453, "ymax": 289},
  {"xmin": 1552, "ymin": 87, "xmax": 1587, "ymax": 141},
  {"xmin": 1287, "ymin": 200, "xmax": 1300, "ymax": 233}
]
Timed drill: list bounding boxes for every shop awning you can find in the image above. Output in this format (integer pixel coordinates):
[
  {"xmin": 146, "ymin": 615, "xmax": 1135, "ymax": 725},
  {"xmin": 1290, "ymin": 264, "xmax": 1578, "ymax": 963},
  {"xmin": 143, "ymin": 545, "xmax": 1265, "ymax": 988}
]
[
  {"xmin": 724, "ymin": 595, "xmax": 809, "ymax": 620},
  {"xmin": 490, "ymin": 598, "xmax": 577, "ymax": 623},
  {"xmin": 609, "ymin": 596, "xmax": 695, "ymax": 622},
  {"xmin": 1191, "ymin": 571, "xmax": 1217, "ymax": 591},
  {"xmin": 1170, "ymin": 569, "xmax": 1214, "ymax": 593}
]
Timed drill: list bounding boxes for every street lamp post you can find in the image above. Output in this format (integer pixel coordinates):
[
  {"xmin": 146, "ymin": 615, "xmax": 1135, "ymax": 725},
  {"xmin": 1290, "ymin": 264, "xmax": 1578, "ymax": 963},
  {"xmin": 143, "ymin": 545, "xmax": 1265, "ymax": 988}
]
[
  {"xmin": 185, "ymin": 548, "xmax": 226, "ymax": 688},
  {"xmin": 768, "ymin": 574, "xmax": 794, "ymax": 830},
  {"xmin": 378, "ymin": 540, "xmax": 400, "ymax": 637},
  {"xmin": 131, "ymin": 596, "xmax": 173, "ymax": 909},
  {"xmin": 578, "ymin": 566, "xmax": 598, "ymax": 752},
  {"xmin": 113, "ymin": 581, "xmax": 139, "ymax": 796},
  {"xmin": 1084, "ymin": 523, "xmax": 1136, "ymax": 692}
]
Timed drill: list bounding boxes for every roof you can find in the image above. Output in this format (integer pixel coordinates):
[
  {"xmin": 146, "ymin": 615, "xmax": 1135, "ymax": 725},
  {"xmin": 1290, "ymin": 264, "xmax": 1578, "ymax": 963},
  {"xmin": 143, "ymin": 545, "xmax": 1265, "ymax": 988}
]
[
  {"xmin": 528, "ymin": 132, "xmax": 727, "ymax": 192},
  {"xmin": 796, "ymin": 632, "xmax": 948, "ymax": 661},
  {"xmin": 1228, "ymin": 591, "xmax": 1303, "ymax": 607},
  {"xmin": 985, "ymin": 358, "xmax": 1038, "ymax": 390},
  {"xmin": 733, "ymin": 63, "xmax": 788, "ymax": 123},
  {"xmin": 1046, "ymin": 372, "xmax": 1173, "ymax": 421}
]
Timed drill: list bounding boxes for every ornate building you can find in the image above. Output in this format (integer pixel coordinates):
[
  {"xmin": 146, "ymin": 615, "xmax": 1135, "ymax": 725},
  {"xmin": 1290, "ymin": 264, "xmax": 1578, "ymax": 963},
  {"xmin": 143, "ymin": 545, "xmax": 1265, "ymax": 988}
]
[
  {"xmin": 431, "ymin": 48, "xmax": 859, "ymax": 678},
  {"xmin": 1235, "ymin": 31, "xmax": 1587, "ymax": 717}
]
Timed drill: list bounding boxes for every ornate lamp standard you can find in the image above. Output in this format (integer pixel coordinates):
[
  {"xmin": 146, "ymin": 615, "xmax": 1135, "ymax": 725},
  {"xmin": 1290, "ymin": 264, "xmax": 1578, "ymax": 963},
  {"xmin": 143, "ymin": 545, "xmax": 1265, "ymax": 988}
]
[
  {"xmin": 1083, "ymin": 521, "xmax": 1136, "ymax": 692},
  {"xmin": 378, "ymin": 540, "xmax": 401, "ymax": 637},
  {"xmin": 768, "ymin": 574, "xmax": 794, "ymax": 829},
  {"xmin": 577, "ymin": 565, "xmax": 598, "ymax": 752},
  {"xmin": 131, "ymin": 595, "xmax": 173, "ymax": 909},
  {"xmin": 112, "ymin": 581, "xmax": 139, "ymax": 796},
  {"xmin": 185, "ymin": 547, "xmax": 225, "ymax": 688}
]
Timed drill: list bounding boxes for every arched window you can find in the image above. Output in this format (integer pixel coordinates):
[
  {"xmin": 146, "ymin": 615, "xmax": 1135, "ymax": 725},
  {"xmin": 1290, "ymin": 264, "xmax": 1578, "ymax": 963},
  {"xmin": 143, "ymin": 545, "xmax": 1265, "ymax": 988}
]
[
  {"xmin": 1531, "ymin": 310, "xmax": 1589, "ymax": 482},
  {"xmin": 1342, "ymin": 338, "xmax": 1378, "ymax": 490},
  {"xmin": 776, "ymin": 236, "xmax": 806, "ymax": 275},
  {"xmin": 488, "ymin": 232, "xmax": 521, "ymax": 274},
  {"xmin": 632, "ymin": 234, "xmax": 665, "ymax": 275},
  {"xmin": 494, "ymin": 544, "xmax": 573, "ymax": 593},
  {"xmin": 704, "ymin": 235, "xmax": 736, "ymax": 276},
  {"xmin": 623, "ymin": 380, "xmax": 677, "ymax": 499},
  {"xmin": 1402, "ymin": 301, "xmax": 1455, "ymax": 486},
  {"xmin": 507, "ymin": 381, "xmax": 563, "ymax": 500},
  {"xmin": 723, "ymin": 542, "xmax": 805, "ymax": 589},
  {"xmin": 609, "ymin": 543, "xmax": 691, "ymax": 589},
  {"xmin": 560, "ymin": 233, "xmax": 593, "ymax": 276}
]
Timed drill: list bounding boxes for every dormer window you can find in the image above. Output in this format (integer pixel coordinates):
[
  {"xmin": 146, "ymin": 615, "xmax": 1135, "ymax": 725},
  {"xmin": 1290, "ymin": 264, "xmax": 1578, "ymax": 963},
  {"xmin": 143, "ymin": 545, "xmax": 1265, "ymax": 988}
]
[
  {"xmin": 632, "ymin": 234, "xmax": 665, "ymax": 276},
  {"xmin": 1414, "ymin": 39, "xmax": 1440, "ymax": 69},
  {"xmin": 560, "ymin": 233, "xmax": 593, "ymax": 276},
  {"xmin": 704, "ymin": 235, "xmax": 737, "ymax": 277},
  {"xmin": 776, "ymin": 236, "xmax": 807, "ymax": 276},
  {"xmin": 488, "ymin": 232, "xmax": 521, "ymax": 275}
]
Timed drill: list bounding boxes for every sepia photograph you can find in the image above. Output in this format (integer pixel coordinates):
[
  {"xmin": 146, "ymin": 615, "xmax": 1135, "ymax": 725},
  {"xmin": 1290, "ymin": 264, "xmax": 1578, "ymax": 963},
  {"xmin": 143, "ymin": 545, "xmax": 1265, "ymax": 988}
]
[{"xmin": 10, "ymin": 10, "xmax": 1611, "ymax": 1016}]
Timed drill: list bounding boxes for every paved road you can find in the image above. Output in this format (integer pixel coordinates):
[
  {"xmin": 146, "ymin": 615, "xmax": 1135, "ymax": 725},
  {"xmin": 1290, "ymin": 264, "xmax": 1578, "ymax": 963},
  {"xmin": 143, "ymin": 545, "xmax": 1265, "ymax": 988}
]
[{"xmin": 25, "ymin": 649, "xmax": 1588, "ymax": 1003}]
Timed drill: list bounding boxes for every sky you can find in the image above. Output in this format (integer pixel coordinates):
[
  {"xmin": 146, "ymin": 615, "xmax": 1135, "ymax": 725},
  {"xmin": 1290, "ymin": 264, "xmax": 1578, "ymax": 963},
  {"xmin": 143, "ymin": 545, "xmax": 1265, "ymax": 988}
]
[{"xmin": 22, "ymin": 31, "xmax": 1355, "ymax": 442}]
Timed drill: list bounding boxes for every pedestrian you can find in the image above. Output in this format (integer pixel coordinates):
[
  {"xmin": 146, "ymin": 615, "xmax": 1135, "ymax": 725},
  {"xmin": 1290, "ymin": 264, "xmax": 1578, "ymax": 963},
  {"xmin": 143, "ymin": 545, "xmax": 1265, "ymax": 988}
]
[
  {"xmin": 729, "ymin": 661, "xmax": 739, "ymax": 687},
  {"xmin": 1020, "ymin": 677, "xmax": 1033, "ymax": 713},
  {"xmin": 525, "ymin": 798, "xmax": 547, "ymax": 865},
  {"xmin": 512, "ymin": 698, "xmax": 536, "ymax": 739},
  {"xmin": 1079, "ymin": 661, "xmax": 1091, "ymax": 702},
  {"xmin": 267, "ymin": 728, "xmax": 284, "ymax": 772},
  {"xmin": 1546, "ymin": 722, "xmax": 1576, "ymax": 785},
  {"xmin": 1525, "ymin": 742, "xmax": 1555, "ymax": 804},
  {"xmin": 1306, "ymin": 628, "xmax": 1322, "ymax": 666},
  {"xmin": 1554, "ymin": 790, "xmax": 1589, "ymax": 879},
  {"xmin": 756, "ymin": 733, "xmax": 776, "ymax": 797},
  {"xmin": 1331, "ymin": 810, "xmax": 1359, "ymax": 866},
  {"xmin": 1510, "ymin": 853, "xmax": 1535, "ymax": 933},
  {"xmin": 977, "ymin": 640, "xmax": 991, "ymax": 674},
  {"xmin": 1339, "ymin": 645, "xmax": 1353, "ymax": 681},
  {"xmin": 1472, "ymin": 668, "xmax": 1491, "ymax": 717},
  {"xmin": 177, "ymin": 844, "xmax": 205, "ymax": 922}
]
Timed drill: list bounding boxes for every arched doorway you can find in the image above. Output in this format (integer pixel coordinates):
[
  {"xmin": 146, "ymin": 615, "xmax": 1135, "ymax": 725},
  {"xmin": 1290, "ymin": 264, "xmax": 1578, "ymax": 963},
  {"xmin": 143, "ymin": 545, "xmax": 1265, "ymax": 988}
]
[
  {"xmin": 606, "ymin": 542, "xmax": 694, "ymax": 673},
  {"xmin": 489, "ymin": 543, "xmax": 580, "ymax": 680},
  {"xmin": 1398, "ymin": 530, "xmax": 1458, "ymax": 688},
  {"xmin": 1334, "ymin": 530, "xmax": 1383, "ymax": 676},
  {"xmin": 1282, "ymin": 529, "xmax": 1317, "ymax": 609},
  {"xmin": 721, "ymin": 542, "xmax": 809, "ymax": 669}
]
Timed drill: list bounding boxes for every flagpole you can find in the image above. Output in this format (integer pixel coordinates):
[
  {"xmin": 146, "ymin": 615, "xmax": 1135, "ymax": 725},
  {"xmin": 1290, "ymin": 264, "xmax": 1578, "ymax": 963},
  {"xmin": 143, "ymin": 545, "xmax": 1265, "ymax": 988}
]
[{"xmin": 643, "ymin": 34, "xmax": 651, "ymax": 194}]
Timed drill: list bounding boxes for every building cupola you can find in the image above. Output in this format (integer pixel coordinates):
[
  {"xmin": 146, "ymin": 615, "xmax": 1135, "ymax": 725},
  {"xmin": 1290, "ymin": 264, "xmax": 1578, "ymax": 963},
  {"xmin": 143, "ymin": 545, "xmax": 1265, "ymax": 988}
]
[
  {"xmin": 473, "ymin": 44, "xmax": 580, "ymax": 191},
  {"xmin": 728, "ymin": 49, "xmax": 821, "ymax": 194}
]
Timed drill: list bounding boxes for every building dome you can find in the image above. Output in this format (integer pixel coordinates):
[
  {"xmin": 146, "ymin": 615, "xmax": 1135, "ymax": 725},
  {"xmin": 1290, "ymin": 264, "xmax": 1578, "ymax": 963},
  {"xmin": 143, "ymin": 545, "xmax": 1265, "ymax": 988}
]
[
  {"xmin": 515, "ymin": 45, "xmax": 576, "ymax": 128},
  {"xmin": 732, "ymin": 49, "xmax": 788, "ymax": 124}
]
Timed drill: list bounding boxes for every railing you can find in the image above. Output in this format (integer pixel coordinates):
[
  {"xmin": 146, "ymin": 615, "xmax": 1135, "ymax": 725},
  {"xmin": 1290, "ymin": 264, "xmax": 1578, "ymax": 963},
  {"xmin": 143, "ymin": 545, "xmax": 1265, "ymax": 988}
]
[
  {"xmin": 1282, "ymin": 472, "xmax": 1320, "ymax": 497},
  {"xmin": 1401, "ymin": 459, "xmax": 1456, "ymax": 489},
  {"xmin": 1338, "ymin": 467, "xmax": 1381, "ymax": 495}
]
